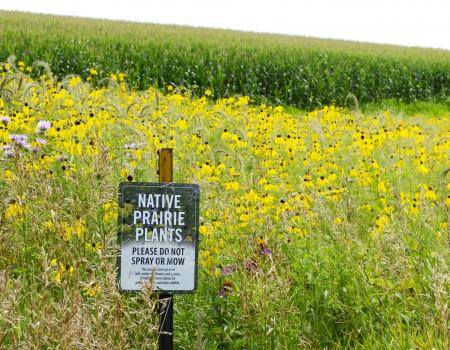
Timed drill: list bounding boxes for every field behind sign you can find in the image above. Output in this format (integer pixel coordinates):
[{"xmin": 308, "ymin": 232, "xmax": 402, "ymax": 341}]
[{"xmin": 1, "ymin": 10, "xmax": 449, "ymax": 110}]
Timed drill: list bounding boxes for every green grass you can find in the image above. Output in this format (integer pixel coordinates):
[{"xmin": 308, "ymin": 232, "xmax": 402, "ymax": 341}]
[
  {"xmin": 1, "ymin": 10, "xmax": 449, "ymax": 109},
  {"xmin": 361, "ymin": 98, "xmax": 450, "ymax": 117}
]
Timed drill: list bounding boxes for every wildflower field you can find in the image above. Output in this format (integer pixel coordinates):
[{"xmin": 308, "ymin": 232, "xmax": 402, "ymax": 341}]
[
  {"xmin": 0, "ymin": 58, "xmax": 449, "ymax": 349},
  {"xmin": 1, "ymin": 10, "xmax": 450, "ymax": 109}
]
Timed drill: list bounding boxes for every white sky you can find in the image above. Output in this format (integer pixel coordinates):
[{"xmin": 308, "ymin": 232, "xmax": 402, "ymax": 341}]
[{"xmin": 1, "ymin": 0, "xmax": 449, "ymax": 50}]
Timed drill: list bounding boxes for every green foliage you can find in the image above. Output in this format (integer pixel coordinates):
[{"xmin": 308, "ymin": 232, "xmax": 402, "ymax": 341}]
[{"xmin": 1, "ymin": 10, "xmax": 450, "ymax": 109}]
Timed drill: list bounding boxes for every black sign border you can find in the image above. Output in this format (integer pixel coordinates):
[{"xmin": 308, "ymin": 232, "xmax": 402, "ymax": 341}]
[{"xmin": 117, "ymin": 182, "xmax": 199, "ymax": 294}]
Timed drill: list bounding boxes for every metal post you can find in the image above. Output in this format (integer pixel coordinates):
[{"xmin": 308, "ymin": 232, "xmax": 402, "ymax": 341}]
[{"xmin": 158, "ymin": 148, "xmax": 173, "ymax": 350}]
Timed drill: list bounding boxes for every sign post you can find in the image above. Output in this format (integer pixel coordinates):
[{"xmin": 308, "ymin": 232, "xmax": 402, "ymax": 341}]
[
  {"xmin": 159, "ymin": 148, "xmax": 174, "ymax": 350},
  {"xmin": 118, "ymin": 148, "xmax": 199, "ymax": 350}
]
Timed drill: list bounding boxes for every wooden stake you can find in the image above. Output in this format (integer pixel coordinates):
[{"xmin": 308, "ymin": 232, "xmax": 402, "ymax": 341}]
[{"xmin": 158, "ymin": 148, "xmax": 173, "ymax": 183}]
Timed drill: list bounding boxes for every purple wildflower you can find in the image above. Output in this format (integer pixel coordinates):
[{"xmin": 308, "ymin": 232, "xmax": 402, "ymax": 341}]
[
  {"xmin": 244, "ymin": 259, "xmax": 259, "ymax": 273},
  {"xmin": 1, "ymin": 116, "xmax": 11, "ymax": 125},
  {"xmin": 257, "ymin": 238, "xmax": 272, "ymax": 257},
  {"xmin": 221, "ymin": 264, "xmax": 235, "ymax": 276},
  {"xmin": 10, "ymin": 134, "xmax": 26, "ymax": 142},
  {"xmin": 3, "ymin": 145, "xmax": 14, "ymax": 157},
  {"xmin": 9, "ymin": 134, "xmax": 30, "ymax": 149},
  {"xmin": 36, "ymin": 138, "xmax": 47, "ymax": 145},
  {"xmin": 31, "ymin": 138, "xmax": 47, "ymax": 153},
  {"xmin": 36, "ymin": 120, "xmax": 51, "ymax": 133},
  {"xmin": 260, "ymin": 247, "xmax": 273, "ymax": 257}
]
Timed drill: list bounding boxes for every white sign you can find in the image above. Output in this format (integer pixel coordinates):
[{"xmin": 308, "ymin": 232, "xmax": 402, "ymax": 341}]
[{"xmin": 119, "ymin": 183, "xmax": 199, "ymax": 292}]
